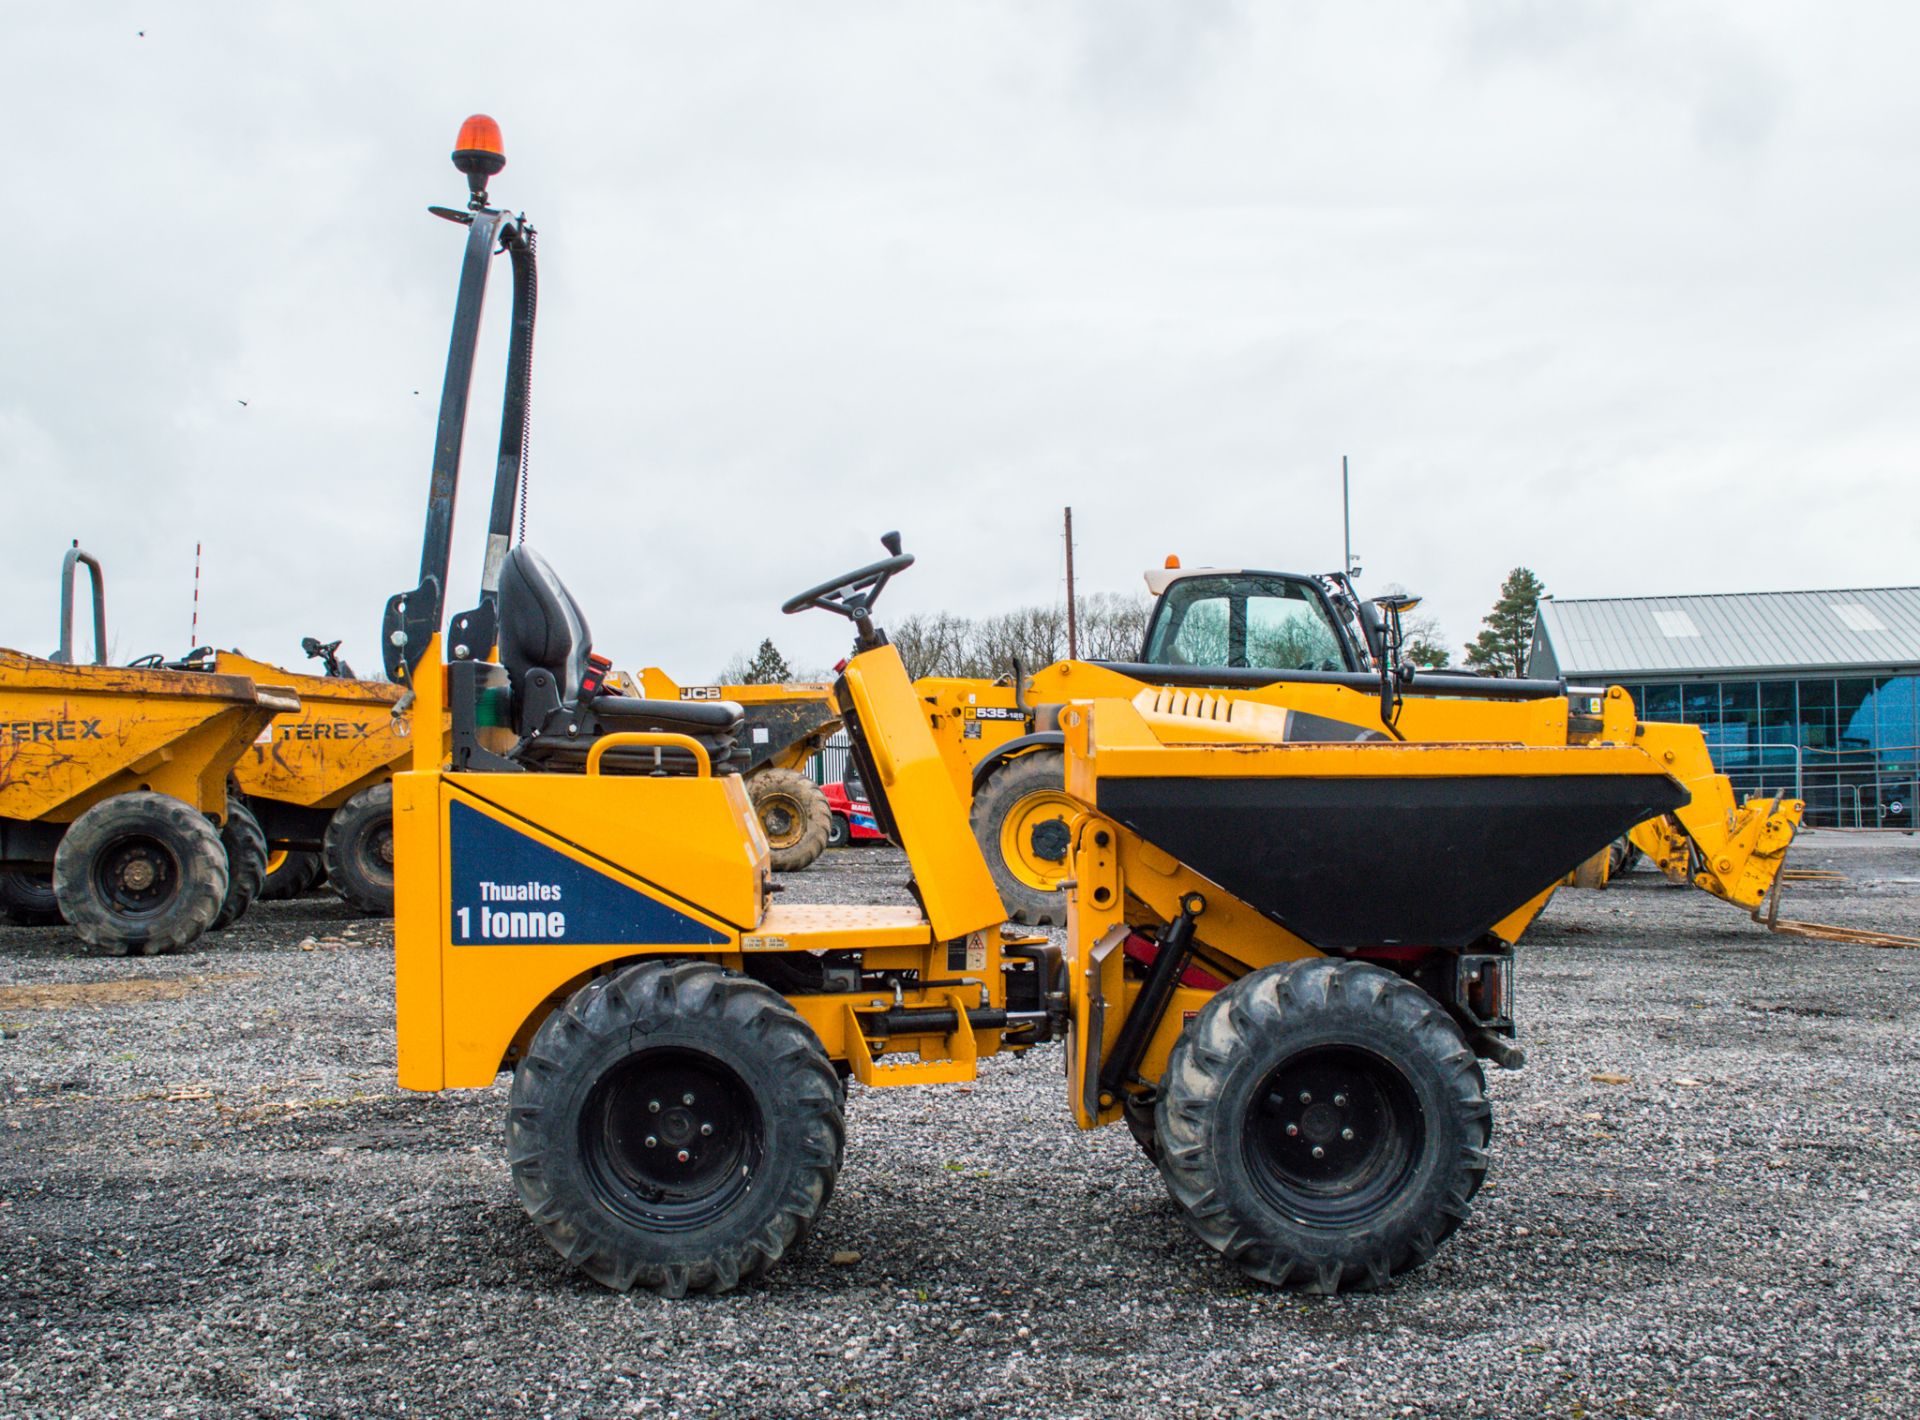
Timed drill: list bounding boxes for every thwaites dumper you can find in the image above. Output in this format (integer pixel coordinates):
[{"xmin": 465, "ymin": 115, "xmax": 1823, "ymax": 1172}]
[
  {"xmin": 921, "ymin": 562, "xmax": 1804, "ymax": 930},
  {"xmin": 392, "ymin": 125, "xmax": 1725, "ymax": 1296},
  {"xmin": 0, "ymin": 547, "xmax": 299, "ymax": 952}
]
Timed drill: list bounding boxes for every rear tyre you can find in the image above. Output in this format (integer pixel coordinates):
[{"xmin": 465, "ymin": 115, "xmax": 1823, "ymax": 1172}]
[
  {"xmin": 825, "ymin": 813, "xmax": 851, "ymax": 850},
  {"xmin": 1122, "ymin": 1091, "xmax": 1161, "ymax": 1165},
  {"xmin": 1156, "ymin": 958, "xmax": 1490, "ymax": 1294},
  {"xmin": 507, "ymin": 960, "xmax": 844, "ymax": 1296},
  {"xmin": 969, "ymin": 749, "xmax": 1073, "ymax": 926},
  {"xmin": 323, "ymin": 783, "xmax": 395, "ymax": 915},
  {"xmin": 748, "ymin": 769, "xmax": 832, "ymax": 872},
  {"xmin": 211, "ymin": 801, "xmax": 268, "ymax": 930},
  {"xmin": 259, "ymin": 849, "xmax": 323, "ymax": 901},
  {"xmin": 0, "ymin": 871, "xmax": 64, "ymax": 926},
  {"xmin": 52, "ymin": 792, "xmax": 228, "ymax": 956}
]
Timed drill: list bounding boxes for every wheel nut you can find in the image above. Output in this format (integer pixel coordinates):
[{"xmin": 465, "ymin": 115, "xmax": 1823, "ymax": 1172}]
[
  {"xmin": 1341, "ymin": 1127, "xmax": 1355, "ymax": 1141},
  {"xmin": 1311, "ymin": 1146, "xmax": 1325, "ymax": 1159},
  {"xmin": 1333, "ymin": 1093, "xmax": 1347, "ymax": 1108},
  {"xmin": 643, "ymin": 1135, "xmax": 658, "ymax": 1149},
  {"xmin": 682, "ymin": 1092, "xmax": 696, "ymax": 1106},
  {"xmin": 699, "ymin": 1123, "xmax": 714, "ymax": 1137},
  {"xmin": 1284, "ymin": 1123, "xmax": 1299, "ymax": 1137},
  {"xmin": 1298, "ymin": 1091, "xmax": 1312, "ymax": 1105},
  {"xmin": 676, "ymin": 1149, "xmax": 691, "ymax": 1163},
  {"xmin": 648, "ymin": 1099, "xmax": 661, "ymax": 1113}
]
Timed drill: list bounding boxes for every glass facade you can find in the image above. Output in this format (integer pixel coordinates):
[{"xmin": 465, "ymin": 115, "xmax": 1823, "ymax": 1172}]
[{"xmin": 1616, "ymin": 675, "xmax": 1920, "ymax": 828}]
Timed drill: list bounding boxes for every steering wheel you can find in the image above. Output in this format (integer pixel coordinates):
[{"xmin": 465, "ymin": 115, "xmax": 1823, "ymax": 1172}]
[{"xmin": 781, "ymin": 532, "xmax": 915, "ymax": 622}]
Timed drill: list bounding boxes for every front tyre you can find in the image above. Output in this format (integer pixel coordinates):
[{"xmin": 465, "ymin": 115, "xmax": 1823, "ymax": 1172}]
[
  {"xmin": 52, "ymin": 792, "xmax": 228, "ymax": 955},
  {"xmin": 211, "ymin": 800, "xmax": 268, "ymax": 930},
  {"xmin": 747, "ymin": 769, "xmax": 832, "ymax": 872},
  {"xmin": 1156, "ymin": 958, "xmax": 1490, "ymax": 1294},
  {"xmin": 969, "ymin": 749, "xmax": 1074, "ymax": 926},
  {"xmin": 323, "ymin": 783, "xmax": 395, "ymax": 915},
  {"xmin": 507, "ymin": 960, "xmax": 844, "ymax": 1296},
  {"xmin": 825, "ymin": 813, "xmax": 851, "ymax": 849}
]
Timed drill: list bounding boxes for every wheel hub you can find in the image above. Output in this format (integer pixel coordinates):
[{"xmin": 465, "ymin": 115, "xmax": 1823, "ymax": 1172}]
[
  {"xmin": 1028, "ymin": 817, "xmax": 1071, "ymax": 863},
  {"xmin": 584, "ymin": 1050, "xmax": 761, "ymax": 1231},
  {"xmin": 1246, "ymin": 1046, "xmax": 1420, "ymax": 1223},
  {"xmin": 372, "ymin": 828, "xmax": 395, "ymax": 870},
  {"xmin": 95, "ymin": 835, "xmax": 180, "ymax": 917}
]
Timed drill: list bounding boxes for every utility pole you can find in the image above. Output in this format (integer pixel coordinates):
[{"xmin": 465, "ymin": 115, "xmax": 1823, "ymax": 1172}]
[
  {"xmin": 1063, "ymin": 506, "xmax": 1078, "ymax": 660},
  {"xmin": 190, "ymin": 542, "xmax": 203, "ymax": 647}
]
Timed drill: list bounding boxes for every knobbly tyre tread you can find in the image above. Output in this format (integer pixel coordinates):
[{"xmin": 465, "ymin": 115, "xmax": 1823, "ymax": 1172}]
[
  {"xmin": 1154, "ymin": 957, "xmax": 1491, "ymax": 1294},
  {"xmin": 968, "ymin": 749, "xmax": 1069, "ymax": 927},
  {"xmin": 506, "ymin": 959, "xmax": 845, "ymax": 1296},
  {"xmin": 323, "ymin": 782, "xmax": 395, "ymax": 915},
  {"xmin": 259, "ymin": 849, "xmax": 324, "ymax": 901},
  {"xmin": 51, "ymin": 791, "xmax": 228, "ymax": 956},
  {"xmin": 0, "ymin": 870, "xmax": 64, "ymax": 926},
  {"xmin": 747, "ymin": 768, "xmax": 833, "ymax": 872},
  {"xmin": 211, "ymin": 800, "xmax": 268, "ymax": 930}
]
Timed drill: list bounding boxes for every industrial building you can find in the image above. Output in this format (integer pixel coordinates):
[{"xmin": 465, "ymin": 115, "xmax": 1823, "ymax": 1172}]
[{"xmin": 1529, "ymin": 587, "xmax": 1920, "ymax": 829}]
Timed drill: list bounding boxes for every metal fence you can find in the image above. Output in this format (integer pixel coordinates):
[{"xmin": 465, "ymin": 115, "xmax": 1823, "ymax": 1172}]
[
  {"xmin": 809, "ymin": 731, "xmax": 852, "ymax": 787},
  {"xmin": 1718, "ymin": 742, "xmax": 1919, "ymax": 829}
]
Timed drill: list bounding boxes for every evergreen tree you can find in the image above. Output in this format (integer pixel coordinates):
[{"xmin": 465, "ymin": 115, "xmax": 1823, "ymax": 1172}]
[
  {"xmin": 742, "ymin": 638, "xmax": 793, "ymax": 685},
  {"xmin": 1463, "ymin": 568, "xmax": 1547, "ymax": 677}
]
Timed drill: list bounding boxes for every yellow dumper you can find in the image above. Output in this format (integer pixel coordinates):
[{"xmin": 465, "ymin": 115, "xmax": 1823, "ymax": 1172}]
[{"xmin": 0, "ymin": 641, "xmax": 296, "ymax": 953}]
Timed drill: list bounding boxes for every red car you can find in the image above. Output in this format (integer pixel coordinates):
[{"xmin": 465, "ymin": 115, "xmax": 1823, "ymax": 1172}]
[{"xmin": 822, "ymin": 779, "xmax": 885, "ymax": 847}]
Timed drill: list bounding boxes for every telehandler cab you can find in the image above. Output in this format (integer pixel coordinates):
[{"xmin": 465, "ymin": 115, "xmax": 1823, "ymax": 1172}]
[{"xmin": 392, "ymin": 123, "xmax": 1715, "ymax": 1296}]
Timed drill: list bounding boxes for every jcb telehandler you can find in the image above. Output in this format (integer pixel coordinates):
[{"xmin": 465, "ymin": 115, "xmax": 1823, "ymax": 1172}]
[
  {"xmin": 0, "ymin": 545, "xmax": 299, "ymax": 952},
  {"xmin": 925, "ymin": 561, "xmax": 1805, "ymax": 933},
  {"xmin": 390, "ymin": 124, "xmax": 1727, "ymax": 1295}
]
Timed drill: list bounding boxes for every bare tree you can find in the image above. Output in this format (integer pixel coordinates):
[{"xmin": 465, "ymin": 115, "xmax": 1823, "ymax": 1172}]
[
  {"xmin": 888, "ymin": 611, "xmax": 974, "ymax": 680},
  {"xmin": 1075, "ymin": 590, "xmax": 1153, "ymax": 661},
  {"xmin": 967, "ymin": 604, "xmax": 1066, "ymax": 680}
]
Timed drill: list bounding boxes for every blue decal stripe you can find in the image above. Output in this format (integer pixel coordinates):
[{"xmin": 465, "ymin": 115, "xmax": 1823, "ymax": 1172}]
[{"xmin": 446, "ymin": 797, "xmax": 730, "ymax": 948}]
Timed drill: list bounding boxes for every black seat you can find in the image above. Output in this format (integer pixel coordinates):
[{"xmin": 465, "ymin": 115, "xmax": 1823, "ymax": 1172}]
[{"xmin": 495, "ymin": 546, "xmax": 744, "ymax": 773}]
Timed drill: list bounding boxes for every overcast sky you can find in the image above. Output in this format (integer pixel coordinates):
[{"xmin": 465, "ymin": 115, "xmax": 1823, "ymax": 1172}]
[{"xmin": 4, "ymin": 1, "xmax": 1915, "ymax": 681}]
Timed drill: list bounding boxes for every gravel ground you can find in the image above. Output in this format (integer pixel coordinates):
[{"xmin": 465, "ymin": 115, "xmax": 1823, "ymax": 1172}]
[{"xmin": 3, "ymin": 832, "xmax": 1918, "ymax": 1419}]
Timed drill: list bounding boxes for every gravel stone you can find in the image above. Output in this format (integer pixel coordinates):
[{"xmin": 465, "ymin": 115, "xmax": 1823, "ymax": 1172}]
[{"xmin": 1, "ymin": 832, "xmax": 1916, "ymax": 1417}]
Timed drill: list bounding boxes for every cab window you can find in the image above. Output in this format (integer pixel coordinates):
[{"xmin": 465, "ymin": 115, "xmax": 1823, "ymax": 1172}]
[{"xmin": 1143, "ymin": 575, "xmax": 1352, "ymax": 672}]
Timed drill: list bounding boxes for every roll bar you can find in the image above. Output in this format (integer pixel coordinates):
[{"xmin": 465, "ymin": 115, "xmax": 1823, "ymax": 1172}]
[
  {"xmin": 381, "ymin": 166, "xmax": 538, "ymax": 684},
  {"xmin": 53, "ymin": 542, "xmax": 107, "ymax": 665}
]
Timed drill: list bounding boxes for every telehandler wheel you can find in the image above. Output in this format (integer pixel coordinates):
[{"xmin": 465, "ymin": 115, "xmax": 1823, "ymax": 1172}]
[
  {"xmin": 825, "ymin": 813, "xmax": 851, "ymax": 849},
  {"xmin": 259, "ymin": 849, "xmax": 322, "ymax": 901},
  {"xmin": 324, "ymin": 783, "xmax": 395, "ymax": 915},
  {"xmin": 52, "ymin": 792, "xmax": 228, "ymax": 956},
  {"xmin": 0, "ymin": 871, "xmax": 64, "ymax": 926},
  {"xmin": 748, "ymin": 769, "xmax": 832, "ymax": 873},
  {"xmin": 970, "ymin": 749, "xmax": 1075, "ymax": 927},
  {"xmin": 1156, "ymin": 958, "xmax": 1490, "ymax": 1295},
  {"xmin": 211, "ymin": 801, "xmax": 268, "ymax": 931},
  {"xmin": 507, "ymin": 960, "xmax": 844, "ymax": 1297}
]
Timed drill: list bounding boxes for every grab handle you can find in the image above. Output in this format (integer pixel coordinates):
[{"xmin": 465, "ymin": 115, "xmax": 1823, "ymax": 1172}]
[{"xmin": 585, "ymin": 732, "xmax": 711, "ymax": 778}]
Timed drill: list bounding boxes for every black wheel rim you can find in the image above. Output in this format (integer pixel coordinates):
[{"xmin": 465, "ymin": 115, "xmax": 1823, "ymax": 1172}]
[
  {"xmin": 361, "ymin": 823, "xmax": 396, "ymax": 881},
  {"xmin": 1244, "ymin": 1045, "xmax": 1422, "ymax": 1226},
  {"xmin": 91, "ymin": 834, "xmax": 182, "ymax": 920},
  {"xmin": 581, "ymin": 1049, "xmax": 763, "ymax": 1232}
]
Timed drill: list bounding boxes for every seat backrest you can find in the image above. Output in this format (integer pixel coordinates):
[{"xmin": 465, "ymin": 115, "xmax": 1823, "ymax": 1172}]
[{"xmin": 498, "ymin": 546, "xmax": 592, "ymax": 704}]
